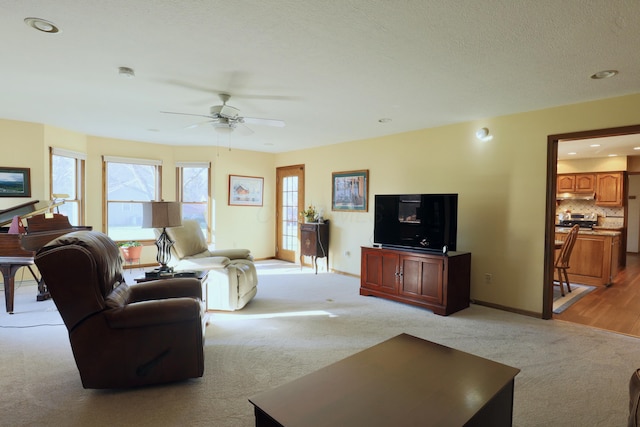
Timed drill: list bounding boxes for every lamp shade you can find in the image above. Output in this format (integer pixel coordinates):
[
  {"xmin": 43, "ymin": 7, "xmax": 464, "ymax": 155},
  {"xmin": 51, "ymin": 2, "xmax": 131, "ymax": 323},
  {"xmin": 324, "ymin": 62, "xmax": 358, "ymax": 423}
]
[{"xmin": 142, "ymin": 201, "xmax": 182, "ymax": 228}]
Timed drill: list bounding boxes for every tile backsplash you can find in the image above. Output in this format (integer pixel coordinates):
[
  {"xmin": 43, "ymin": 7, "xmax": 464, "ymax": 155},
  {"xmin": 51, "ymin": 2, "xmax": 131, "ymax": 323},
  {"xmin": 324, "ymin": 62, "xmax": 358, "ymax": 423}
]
[{"xmin": 556, "ymin": 200, "xmax": 624, "ymax": 227}]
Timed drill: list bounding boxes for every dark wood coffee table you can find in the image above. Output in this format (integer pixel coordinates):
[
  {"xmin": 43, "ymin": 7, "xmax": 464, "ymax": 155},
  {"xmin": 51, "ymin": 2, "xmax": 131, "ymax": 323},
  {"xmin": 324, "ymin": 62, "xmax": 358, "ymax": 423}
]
[{"xmin": 249, "ymin": 333, "xmax": 520, "ymax": 427}]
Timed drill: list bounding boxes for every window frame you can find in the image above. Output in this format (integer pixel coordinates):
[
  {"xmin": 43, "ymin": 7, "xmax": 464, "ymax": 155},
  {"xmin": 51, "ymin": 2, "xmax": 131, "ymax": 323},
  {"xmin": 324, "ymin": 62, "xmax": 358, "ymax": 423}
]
[
  {"xmin": 176, "ymin": 161, "xmax": 211, "ymax": 242},
  {"xmin": 102, "ymin": 155, "xmax": 162, "ymax": 242},
  {"xmin": 49, "ymin": 147, "xmax": 86, "ymax": 225}
]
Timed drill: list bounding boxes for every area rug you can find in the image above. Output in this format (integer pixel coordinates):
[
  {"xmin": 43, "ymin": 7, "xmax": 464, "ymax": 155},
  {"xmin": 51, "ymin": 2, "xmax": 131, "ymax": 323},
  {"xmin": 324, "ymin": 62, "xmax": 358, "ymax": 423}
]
[{"xmin": 552, "ymin": 283, "xmax": 596, "ymax": 314}]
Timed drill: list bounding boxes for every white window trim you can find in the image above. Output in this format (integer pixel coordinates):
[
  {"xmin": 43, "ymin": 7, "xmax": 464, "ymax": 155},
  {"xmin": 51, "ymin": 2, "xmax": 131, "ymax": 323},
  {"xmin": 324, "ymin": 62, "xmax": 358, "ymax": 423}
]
[
  {"xmin": 52, "ymin": 147, "xmax": 87, "ymax": 160},
  {"xmin": 102, "ymin": 155, "xmax": 162, "ymax": 166},
  {"xmin": 176, "ymin": 161, "xmax": 210, "ymax": 168}
]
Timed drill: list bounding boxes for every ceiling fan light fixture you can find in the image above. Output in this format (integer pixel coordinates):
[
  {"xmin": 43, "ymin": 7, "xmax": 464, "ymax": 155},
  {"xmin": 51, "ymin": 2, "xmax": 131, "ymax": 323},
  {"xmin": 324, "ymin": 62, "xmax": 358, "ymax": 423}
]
[{"xmin": 212, "ymin": 122, "xmax": 234, "ymax": 133}]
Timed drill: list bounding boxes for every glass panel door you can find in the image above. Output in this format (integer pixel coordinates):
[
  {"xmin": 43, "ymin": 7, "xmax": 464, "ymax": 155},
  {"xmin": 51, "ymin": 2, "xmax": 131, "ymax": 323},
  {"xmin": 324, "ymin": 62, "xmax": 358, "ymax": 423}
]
[{"xmin": 276, "ymin": 165, "xmax": 304, "ymax": 262}]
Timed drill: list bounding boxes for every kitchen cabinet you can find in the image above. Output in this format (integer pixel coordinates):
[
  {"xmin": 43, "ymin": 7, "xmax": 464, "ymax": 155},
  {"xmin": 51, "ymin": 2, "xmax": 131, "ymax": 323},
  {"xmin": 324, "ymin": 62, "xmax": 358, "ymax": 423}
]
[
  {"xmin": 555, "ymin": 230, "xmax": 622, "ymax": 286},
  {"xmin": 596, "ymin": 172, "xmax": 624, "ymax": 207},
  {"xmin": 360, "ymin": 246, "xmax": 471, "ymax": 315},
  {"xmin": 557, "ymin": 173, "xmax": 596, "ymax": 193}
]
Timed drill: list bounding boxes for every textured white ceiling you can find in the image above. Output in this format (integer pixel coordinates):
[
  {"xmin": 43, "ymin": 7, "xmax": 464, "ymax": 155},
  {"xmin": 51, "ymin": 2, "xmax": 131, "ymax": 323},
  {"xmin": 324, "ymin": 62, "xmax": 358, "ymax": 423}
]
[{"xmin": 1, "ymin": 0, "xmax": 639, "ymax": 153}]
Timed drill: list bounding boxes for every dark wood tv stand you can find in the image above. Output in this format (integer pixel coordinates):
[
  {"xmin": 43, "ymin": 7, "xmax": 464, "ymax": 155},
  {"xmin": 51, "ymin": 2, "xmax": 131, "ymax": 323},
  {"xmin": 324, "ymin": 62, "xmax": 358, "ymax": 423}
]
[{"xmin": 360, "ymin": 246, "xmax": 471, "ymax": 315}]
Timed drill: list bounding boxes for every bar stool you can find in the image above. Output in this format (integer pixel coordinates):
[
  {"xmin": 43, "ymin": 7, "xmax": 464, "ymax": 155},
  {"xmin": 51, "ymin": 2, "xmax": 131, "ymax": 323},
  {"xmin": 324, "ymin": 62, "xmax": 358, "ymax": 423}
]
[{"xmin": 554, "ymin": 224, "xmax": 580, "ymax": 296}]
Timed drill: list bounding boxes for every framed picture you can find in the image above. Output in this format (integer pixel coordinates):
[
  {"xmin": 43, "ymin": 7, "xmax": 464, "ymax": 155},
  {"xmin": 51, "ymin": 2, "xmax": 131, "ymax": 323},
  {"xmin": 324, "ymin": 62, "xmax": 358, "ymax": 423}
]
[
  {"xmin": 0, "ymin": 167, "xmax": 31, "ymax": 197},
  {"xmin": 332, "ymin": 169, "xmax": 368, "ymax": 212},
  {"xmin": 228, "ymin": 175, "xmax": 264, "ymax": 206}
]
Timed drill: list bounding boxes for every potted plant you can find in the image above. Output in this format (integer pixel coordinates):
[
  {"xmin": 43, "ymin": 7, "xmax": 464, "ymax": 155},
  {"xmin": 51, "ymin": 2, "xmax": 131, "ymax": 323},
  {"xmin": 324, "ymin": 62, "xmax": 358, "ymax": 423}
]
[
  {"xmin": 117, "ymin": 241, "xmax": 143, "ymax": 263},
  {"xmin": 300, "ymin": 205, "xmax": 318, "ymax": 223}
]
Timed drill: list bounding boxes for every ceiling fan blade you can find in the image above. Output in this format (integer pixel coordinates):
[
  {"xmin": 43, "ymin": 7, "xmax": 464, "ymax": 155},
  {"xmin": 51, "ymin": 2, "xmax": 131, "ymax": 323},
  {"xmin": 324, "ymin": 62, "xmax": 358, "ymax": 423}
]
[
  {"xmin": 241, "ymin": 117, "xmax": 285, "ymax": 127},
  {"xmin": 163, "ymin": 79, "xmax": 301, "ymax": 102},
  {"xmin": 160, "ymin": 110, "xmax": 214, "ymax": 120},
  {"xmin": 183, "ymin": 120, "xmax": 215, "ymax": 130},
  {"xmin": 237, "ymin": 123, "xmax": 255, "ymax": 136}
]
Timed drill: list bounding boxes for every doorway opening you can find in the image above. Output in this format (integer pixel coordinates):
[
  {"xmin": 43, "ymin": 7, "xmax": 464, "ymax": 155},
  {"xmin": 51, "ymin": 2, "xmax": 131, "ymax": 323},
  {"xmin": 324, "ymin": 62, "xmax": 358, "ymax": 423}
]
[{"xmin": 544, "ymin": 124, "xmax": 640, "ymax": 321}]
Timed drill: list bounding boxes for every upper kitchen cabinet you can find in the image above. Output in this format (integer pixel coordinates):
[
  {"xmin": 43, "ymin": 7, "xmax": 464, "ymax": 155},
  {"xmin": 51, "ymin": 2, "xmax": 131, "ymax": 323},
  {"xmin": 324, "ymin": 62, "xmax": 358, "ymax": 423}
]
[
  {"xmin": 596, "ymin": 172, "xmax": 624, "ymax": 207},
  {"xmin": 557, "ymin": 173, "xmax": 596, "ymax": 193}
]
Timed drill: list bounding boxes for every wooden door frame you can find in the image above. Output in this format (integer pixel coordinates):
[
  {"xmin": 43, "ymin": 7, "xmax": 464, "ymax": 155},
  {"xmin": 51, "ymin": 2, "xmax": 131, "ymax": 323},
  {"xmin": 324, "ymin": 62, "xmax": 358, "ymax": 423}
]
[
  {"xmin": 543, "ymin": 124, "xmax": 640, "ymax": 319},
  {"xmin": 275, "ymin": 164, "xmax": 305, "ymax": 262}
]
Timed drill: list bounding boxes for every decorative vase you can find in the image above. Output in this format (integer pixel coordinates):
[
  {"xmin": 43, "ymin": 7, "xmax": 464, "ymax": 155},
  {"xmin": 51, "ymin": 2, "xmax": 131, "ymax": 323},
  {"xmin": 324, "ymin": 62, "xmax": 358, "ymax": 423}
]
[{"xmin": 305, "ymin": 216, "xmax": 315, "ymax": 223}]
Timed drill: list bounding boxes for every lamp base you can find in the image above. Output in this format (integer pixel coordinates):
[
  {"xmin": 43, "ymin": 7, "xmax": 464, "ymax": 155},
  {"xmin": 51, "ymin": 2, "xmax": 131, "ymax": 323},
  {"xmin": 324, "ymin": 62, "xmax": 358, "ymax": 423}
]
[{"xmin": 155, "ymin": 227, "xmax": 175, "ymax": 271}]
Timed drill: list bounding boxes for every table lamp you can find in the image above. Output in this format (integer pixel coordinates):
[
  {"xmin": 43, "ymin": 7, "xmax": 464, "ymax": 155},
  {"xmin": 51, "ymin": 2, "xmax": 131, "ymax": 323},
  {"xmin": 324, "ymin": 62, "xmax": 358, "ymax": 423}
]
[{"xmin": 142, "ymin": 201, "xmax": 182, "ymax": 272}]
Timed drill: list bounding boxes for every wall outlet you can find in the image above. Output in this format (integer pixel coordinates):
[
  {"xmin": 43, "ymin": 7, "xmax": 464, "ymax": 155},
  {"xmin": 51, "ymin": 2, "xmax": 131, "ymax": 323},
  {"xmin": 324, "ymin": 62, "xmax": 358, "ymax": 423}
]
[{"xmin": 484, "ymin": 273, "xmax": 493, "ymax": 284}]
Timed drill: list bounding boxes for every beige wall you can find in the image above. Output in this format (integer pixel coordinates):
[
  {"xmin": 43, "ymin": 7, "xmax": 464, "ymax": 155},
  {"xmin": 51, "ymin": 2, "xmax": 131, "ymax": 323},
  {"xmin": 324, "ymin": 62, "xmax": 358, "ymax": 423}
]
[
  {"xmin": 557, "ymin": 157, "xmax": 627, "ymax": 173},
  {"xmin": 2, "ymin": 92, "xmax": 640, "ymax": 316},
  {"xmin": 0, "ymin": 122, "xmax": 276, "ymax": 267},
  {"xmin": 276, "ymin": 93, "xmax": 640, "ymax": 315}
]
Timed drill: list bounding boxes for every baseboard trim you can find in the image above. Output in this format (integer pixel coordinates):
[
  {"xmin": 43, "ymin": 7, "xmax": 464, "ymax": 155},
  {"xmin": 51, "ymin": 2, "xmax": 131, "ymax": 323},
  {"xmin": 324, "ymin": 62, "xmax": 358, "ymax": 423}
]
[{"xmin": 472, "ymin": 299, "xmax": 543, "ymax": 319}]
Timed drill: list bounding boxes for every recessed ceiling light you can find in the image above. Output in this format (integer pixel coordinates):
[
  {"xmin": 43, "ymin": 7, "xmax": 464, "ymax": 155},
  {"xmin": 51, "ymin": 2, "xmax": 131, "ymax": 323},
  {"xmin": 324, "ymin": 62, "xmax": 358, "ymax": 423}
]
[
  {"xmin": 634, "ymin": 147, "xmax": 640, "ymax": 151},
  {"xmin": 568, "ymin": 152, "xmax": 577, "ymax": 155},
  {"xmin": 590, "ymin": 70, "xmax": 618, "ymax": 79},
  {"xmin": 24, "ymin": 17, "xmax": 60, "ymax": 33},
  {"xmin": 608, "ymin": 154, "xmax": 618, "ymax": 157},
  {"xmin": 590, "ymin": 144, "xmax": 601, "ymax": 147}
]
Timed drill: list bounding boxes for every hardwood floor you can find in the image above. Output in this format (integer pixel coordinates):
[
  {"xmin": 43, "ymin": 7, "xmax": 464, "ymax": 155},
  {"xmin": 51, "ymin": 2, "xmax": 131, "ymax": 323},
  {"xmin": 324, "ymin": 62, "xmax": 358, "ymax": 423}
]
[{"xmin": 554, "ymin": 253, "xmax": 640, "ymax": 337}]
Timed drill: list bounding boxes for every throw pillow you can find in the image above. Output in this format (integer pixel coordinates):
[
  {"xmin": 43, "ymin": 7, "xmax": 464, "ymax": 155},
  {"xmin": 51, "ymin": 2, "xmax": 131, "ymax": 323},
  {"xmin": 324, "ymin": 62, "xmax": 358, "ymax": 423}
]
[{"xmin": 166, "ymin": 220, "xmax": 208, "ymax": 259}]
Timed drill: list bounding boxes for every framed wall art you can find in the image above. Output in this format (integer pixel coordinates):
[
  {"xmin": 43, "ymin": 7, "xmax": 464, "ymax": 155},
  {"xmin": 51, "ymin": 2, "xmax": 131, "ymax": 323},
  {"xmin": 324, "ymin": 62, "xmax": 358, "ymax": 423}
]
[
  {"xmin": 0, "ymin": 167, "xmax": 31, "ymax": 197},
  {"xmin": 228, "ymin": 175, "xmax": 264, "ymax": 206},
  {"xmin": 332, "ymin": 169, "xmax": 368, "ymax": 212}
]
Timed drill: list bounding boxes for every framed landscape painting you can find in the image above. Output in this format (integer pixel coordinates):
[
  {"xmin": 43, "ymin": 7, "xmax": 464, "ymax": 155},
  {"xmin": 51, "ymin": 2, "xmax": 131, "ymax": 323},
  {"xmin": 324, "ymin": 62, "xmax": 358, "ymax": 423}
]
[
  {"xmin": 0, "ymin": 167, "xmax": 31, "ymax": 197},
  {"xmin": 332, "ymin": 170, "xmax": 368, "ymax": 212},
  {"xmin": 229, "ymin": 175, "xmax": 264, "ymax": 206}
]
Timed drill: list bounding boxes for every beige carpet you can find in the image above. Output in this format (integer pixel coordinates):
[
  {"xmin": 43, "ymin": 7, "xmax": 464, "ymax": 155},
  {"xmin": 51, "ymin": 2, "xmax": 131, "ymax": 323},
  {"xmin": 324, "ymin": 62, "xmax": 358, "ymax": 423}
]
[{"xmin": 0, "ymin": 260, "xmax": 638, "ymax": 426}]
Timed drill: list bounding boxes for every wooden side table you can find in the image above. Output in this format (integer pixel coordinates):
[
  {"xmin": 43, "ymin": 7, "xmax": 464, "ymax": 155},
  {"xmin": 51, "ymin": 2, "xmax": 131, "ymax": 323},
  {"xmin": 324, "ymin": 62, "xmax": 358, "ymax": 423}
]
[
  {"xmin": 134, "ymin": 270, "xmax": 208, "ymax": 283},
  {"xmin": 300, "ymin": 220, "xmax": 329, "ymax": 274}
]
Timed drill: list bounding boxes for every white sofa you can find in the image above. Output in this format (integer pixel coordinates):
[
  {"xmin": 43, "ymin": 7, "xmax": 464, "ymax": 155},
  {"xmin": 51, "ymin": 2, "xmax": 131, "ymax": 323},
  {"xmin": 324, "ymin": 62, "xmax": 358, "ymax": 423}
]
[{"xmin": 161, "ymin": 220, "xmax": 258, "ymax": 311}]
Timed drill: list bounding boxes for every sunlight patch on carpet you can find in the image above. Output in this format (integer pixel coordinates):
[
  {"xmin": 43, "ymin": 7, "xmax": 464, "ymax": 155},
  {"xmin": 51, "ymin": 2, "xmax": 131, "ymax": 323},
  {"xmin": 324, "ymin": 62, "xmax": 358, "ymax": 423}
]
[{"xmin": 213, "ymin": 310, "xmax": 337, "ymax": 320}]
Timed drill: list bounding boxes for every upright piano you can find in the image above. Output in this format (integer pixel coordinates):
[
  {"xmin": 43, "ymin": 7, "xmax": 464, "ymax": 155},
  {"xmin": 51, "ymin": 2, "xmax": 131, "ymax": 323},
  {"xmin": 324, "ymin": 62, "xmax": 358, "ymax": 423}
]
[{"xmin": 0, "ymin": 200, "xmax": 91, "ymax": 314}]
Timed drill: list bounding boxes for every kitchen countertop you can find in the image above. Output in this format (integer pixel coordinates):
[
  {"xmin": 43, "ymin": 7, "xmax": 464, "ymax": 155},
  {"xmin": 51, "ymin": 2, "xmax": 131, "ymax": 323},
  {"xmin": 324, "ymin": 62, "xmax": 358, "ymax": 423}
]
[
  {"xmin": 555, "ymin": 226, "xmax": 621, "ymax": 236},
  {"xmin": 592, "ymin": 226, "xmax": 624, "ymax": 231}
]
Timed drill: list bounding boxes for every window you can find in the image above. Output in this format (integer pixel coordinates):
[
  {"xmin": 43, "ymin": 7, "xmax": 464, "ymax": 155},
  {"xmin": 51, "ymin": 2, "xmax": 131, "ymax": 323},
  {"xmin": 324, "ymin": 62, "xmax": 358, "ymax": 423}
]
[
  {"xmin": 50, "ymin": 147, "xmax": 86, "ymax": 225},
  {"xmin": 103, "ymin": 156, "xmax": 161, "ymax": 241},
  {"xmin": 177, "ymin": 162, "xmax": 211, "ymax": 241}
]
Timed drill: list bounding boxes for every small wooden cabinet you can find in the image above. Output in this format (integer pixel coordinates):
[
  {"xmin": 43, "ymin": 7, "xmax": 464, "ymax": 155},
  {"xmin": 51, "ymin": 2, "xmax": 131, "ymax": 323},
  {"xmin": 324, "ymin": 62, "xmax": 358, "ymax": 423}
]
[
  {"xmin": 360, "ymin": 246, "xmax": 471, "ymax": 315},
  {"xmin": 300, "ymin": 221, "xmax": 329, "ymax": 274},
  {"xmin": 596, "ymin": 172, "xmax": 623, "ymax": 207}
]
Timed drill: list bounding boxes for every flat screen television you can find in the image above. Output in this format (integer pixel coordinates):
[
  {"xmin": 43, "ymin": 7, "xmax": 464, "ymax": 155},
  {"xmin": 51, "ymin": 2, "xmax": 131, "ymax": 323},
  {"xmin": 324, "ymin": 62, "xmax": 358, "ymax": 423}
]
[{"xmin": 374, "ymin": 194, "xmax": 458, "ymax": 253}]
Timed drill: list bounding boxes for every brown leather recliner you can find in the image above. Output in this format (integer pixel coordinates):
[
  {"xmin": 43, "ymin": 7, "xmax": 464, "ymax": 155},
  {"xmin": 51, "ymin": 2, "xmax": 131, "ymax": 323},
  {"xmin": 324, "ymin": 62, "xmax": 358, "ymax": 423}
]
[
  {"xmin": 629, "ymin": 369, "xmax": 640, "ymax": 427},
  {"xmin": 35, "ymin": 230, "xmax": 205, "ymax": 389}
]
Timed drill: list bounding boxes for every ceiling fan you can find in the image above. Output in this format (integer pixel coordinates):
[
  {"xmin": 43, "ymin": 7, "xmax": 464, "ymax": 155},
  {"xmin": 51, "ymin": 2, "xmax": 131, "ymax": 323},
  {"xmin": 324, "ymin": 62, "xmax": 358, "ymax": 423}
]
[{"xmin": 161, "ymin": 93, "xmax": 285, "ymax": 134}]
